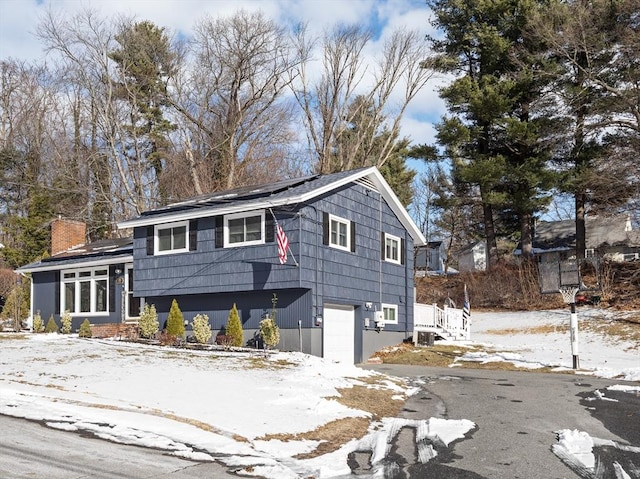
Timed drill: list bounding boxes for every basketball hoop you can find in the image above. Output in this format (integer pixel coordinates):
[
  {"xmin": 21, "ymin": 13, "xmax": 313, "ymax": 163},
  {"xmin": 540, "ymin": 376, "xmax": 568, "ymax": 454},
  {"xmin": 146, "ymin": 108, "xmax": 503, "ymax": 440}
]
[{"xmin": 559, "ymin": 286, "xmax": 579, "ymax": 305}]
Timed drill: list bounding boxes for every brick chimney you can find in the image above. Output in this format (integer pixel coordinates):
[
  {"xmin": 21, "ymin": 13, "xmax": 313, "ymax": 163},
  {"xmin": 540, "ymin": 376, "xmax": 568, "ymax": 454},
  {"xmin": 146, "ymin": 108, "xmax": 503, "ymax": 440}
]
[{"xmin": 51, "ymin": 217, "xmax": 86, "ymax": 256}]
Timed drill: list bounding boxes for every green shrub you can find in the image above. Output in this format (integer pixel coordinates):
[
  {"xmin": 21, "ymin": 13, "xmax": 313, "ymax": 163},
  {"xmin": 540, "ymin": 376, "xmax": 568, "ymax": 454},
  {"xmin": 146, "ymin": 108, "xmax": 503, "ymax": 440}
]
[
  {"xmin": 260, "ymin": 317, "xmax": 280, "ymax": 350},
  {"xmin": 45, "ymin": 315, "xmax": 59, "ymax": 333},
  {"xmin": 60, "ymin": 310, "xmax": 72, "ymax": 334},
  {"xmin": 32, "ymin": 311, "xmax": 44, "ymax": 333},
  {"xmin": 78, "ymin": 319, "xmax": 92, "ymax": 338},
  {"xmin": 166, "ymin": 299, "xmax": 185, "ymax": 337},
  {"xmin": 225, "ymin": 303, "xmax": 243, "ymax": 347},
  {"xmin": 138, "ymin": 303, "xmax": 159, "ymax": 339},
  {"xmin": 191, "ymin": 313, "xmax": 212, "ymax": 344}
]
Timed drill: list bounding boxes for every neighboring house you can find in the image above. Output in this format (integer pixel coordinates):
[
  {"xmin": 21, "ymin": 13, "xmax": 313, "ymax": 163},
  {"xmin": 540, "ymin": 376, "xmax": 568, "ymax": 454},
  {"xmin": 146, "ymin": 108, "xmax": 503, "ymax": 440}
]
[
  {"xmin": 17, "ymin": 167, "xmax": 426, "ymax": 363},
  {"xmin": 527, "ymin": 215, "xmax": 640, "ymax": 263},
  {"xmin": 456, "ymin": 241, "xmax": 487, "ymax": 272},
  {"xmin": 414, "ymin": 240, "xmax": 447, "ymax": 274}
]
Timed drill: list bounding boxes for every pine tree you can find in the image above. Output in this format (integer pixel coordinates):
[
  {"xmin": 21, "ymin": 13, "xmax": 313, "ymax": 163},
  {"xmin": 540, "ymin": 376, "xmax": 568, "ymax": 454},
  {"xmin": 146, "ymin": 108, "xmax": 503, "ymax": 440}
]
[
  {"xmin": 225, "ymin": 303, "xmax": 243, "ymax": 348},
  {"xmin": 165, "ymin": 299, "xmax": 185, "ymax": 337},
  {"xmin": 138, "ymin": 303, "xmax": 159, "ymax": 339},
  {"xmin": 260, "ymin": 318, "xmax": 280, "ymax": 350},
  {"xmin": 78, "ymin": 319, "xmax": 92, "ymax": 338},
  {"xmin": 45, "ymin": 315, "xmax": 59, "ymax": 333}
]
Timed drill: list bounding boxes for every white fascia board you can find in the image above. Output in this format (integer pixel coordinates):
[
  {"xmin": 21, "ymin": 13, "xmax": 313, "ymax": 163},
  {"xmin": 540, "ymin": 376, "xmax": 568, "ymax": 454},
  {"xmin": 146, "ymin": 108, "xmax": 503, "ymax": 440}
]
[{"xmin": 16, "ymin": 255, "xmax": 133, "ymax": 274}]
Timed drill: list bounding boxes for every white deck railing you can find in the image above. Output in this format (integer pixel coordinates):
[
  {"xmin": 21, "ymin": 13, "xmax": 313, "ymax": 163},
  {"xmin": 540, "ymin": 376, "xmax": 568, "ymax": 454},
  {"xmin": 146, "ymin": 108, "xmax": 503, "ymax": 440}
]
[{"xmin": 413, "ymin": 303, "xmax": 470, "ymax": 345}]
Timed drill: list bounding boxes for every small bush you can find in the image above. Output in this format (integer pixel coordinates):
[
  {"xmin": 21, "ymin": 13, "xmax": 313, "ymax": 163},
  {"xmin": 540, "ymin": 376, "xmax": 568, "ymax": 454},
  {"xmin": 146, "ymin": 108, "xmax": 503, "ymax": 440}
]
[
  {"xmin": 191, "ymin": 313, "xmax": 212, "ymax": 344},
  {"xmin": 225, "ymin": 303, "xmax": 243, "ymax": 347},
  {"xmin": 60, "ymin": 310, "xmax": 72, "ymax": 334},
  {"xmin": 32, "ymin": 311, "xmax": 44, "ymax": 333},
  {"xmin": 138, "ymin": 303, "xmax": 159, "ymax": 339},
  {"xmin": 215, "ymin": 334, "xmax": 234, "ymax": 350},
  {"xmin": 78, "ymin": 319, "xmax": 92, "ymax": 338},
  {"xmin": 45, "ymin": 315, "xmax": 59, "ymax": 334},
  {"xmin": 260, "ymin": 317, "xmax": 280, "ymax": 350},
  {"xmin": 166, "ymin": 299, "xmax": 185, "ymax": 337}
]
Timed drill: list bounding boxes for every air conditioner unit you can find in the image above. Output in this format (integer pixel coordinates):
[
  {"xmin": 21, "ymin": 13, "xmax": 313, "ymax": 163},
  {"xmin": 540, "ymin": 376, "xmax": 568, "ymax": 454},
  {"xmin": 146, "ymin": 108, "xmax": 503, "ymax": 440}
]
[{"xmin": 374, "ymin": 311, "xmax": 385, "ymax": 329}]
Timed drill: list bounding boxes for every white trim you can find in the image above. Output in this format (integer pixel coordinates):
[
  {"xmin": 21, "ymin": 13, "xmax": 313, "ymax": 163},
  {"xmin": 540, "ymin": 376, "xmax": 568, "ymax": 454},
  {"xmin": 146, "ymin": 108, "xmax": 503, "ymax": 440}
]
[
  {"xmin": 154, "ymin": 220, "xmax": 189, "ymax": 255},
  {"xmin": 60, "ymin": 266, "xmax": 110, "ymax": 316},
  {"xmin": 117, "ymin": 167, "xmax": 427, "ymax": 246},
  {"xmin": 16, "ymin": 255, "xmax": 132, "ymax": 274},
  {"xmin": 224, "ymin": 210, "xmax": 265, "ymax": 247},
  {"xmin": 328, "ymin": 214, "xmax": 350, "ymax": 251},
  {"xmin": 381, "ymin": 303, "xmax": 398, "ymax": 325},
  {"xmin": 384, "ymin": 233, "xmax": 401, "ymax": 264}
]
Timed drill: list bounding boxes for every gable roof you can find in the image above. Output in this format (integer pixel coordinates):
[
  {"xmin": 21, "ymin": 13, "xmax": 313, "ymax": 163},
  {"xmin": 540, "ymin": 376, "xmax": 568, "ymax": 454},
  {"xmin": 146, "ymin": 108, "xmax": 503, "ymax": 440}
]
[
  {"xmin": 533, "ymin": 215, "xmax": 636, "ymax": 252},
  {"xmin": 118, "ymin": 167, "xmax": 426, "ymax": 245}
]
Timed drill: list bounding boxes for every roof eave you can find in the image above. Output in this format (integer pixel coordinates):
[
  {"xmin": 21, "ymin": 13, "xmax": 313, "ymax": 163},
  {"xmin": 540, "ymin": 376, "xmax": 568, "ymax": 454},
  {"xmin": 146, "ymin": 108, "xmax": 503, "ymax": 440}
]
[{"xmin": 16, "ymin": 254, "xmax": 133, "ymax": 274}]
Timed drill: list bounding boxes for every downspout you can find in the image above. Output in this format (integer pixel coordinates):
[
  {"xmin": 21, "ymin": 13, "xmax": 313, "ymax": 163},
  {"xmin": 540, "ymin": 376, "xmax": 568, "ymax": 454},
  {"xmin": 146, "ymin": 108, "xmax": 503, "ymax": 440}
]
[{"xmin": 378, "ymin": 193, "xmax": 383, "ymax": 308}]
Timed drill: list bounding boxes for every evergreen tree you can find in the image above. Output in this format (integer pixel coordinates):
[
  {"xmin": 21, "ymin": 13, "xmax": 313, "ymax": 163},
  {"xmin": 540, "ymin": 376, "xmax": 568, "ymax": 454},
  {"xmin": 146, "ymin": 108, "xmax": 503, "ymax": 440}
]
[
  {"xmin": 165, "ymin": 299, "xmax": 185, "ymax": 337},
  {"xmin": 260, "ymin": 318, "xmax": 280, "ymax": 350},
  {"xmin": 45, "ymin": 315, "xmax": 59, "ymax": 333},
  {"xmin": 191, "ymin": 313, "xmax": 212, "ymax": 344},
  {"xmin": 32, "ymin": 311, "xmax": 44, "ymax": 333},
  {"xmin": 427, "ymin": 0, "xmax": 557, "ymax": 263},
  {"xmin": 138, "ymin": 303, "xmax": 159, "ymax": 339},
  {"xmin": 60, "ymin": 310, "xmax": 72, "ymax": 334},
  {"xmin": 78, "ymin": 319, "xmax": 92, "ymax": 338},
  {"xmin": 225, "ymin": 303, "xmax": 243, "ymax": 348}
]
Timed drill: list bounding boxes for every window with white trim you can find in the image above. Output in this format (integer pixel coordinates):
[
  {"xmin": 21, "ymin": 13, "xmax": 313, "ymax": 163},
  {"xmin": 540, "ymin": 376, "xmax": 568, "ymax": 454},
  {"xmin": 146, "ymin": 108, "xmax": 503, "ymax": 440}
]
[
  {"xmin": 382, "ymin": 304, "xmax": 398, "ymax": 324},
  {"xmin": 224, "ymin": 210, "xmax": 265, "ymax": 247},
  {"xmin": 329, "ymin": 214, "xmax": 350, "ymax": 251},
  {"xmin": 155, "ymin": 221, "xmax": 188, "ymax": 255},
  {"xmin": 61, "ymin": 268, "xmax": 109, "ymax": 315},
  {"xmin": 384, "ymin": 233, "xmax": 401, "ymax": 264}
]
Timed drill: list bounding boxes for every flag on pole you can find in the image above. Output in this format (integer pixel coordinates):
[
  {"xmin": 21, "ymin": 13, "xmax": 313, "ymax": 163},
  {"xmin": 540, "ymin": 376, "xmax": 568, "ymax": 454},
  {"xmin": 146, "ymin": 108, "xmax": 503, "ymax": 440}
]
[
  {"xmin": 462, "ymin": 284, "xmax": 471, "ymax": 323},
  {"xmin": 276, "ymin": 223, "xmax": 289, "ymax": 264}
]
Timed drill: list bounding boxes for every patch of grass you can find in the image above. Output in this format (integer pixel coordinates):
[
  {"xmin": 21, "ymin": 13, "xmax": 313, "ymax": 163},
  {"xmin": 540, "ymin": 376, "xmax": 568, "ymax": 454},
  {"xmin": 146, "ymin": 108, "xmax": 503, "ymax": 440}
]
[
  {"xmin": 485, "ymin": 324, "xmax": 570, "ymax": 335},
  {"xmin": 373, "ymin": 342, "xmax": 482, "ymax": 367},
  {"xmin": 0, "ymin": 334, "xmax": 27, "ymax": 340}
]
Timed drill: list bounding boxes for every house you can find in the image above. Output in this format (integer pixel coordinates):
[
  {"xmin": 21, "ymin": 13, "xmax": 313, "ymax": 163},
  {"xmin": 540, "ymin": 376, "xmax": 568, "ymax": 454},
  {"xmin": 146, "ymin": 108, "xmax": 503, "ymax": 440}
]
[
  {"xmin": 528, "ymin": 215, "xmax": 640, "ymax": 263},
  {"xmin": 456, "ymin": 241, "xmax": 487, "ymax": 272},
  {"xmin": 414, "ymin": 240, "xmax": 447, "ymax": 274},
  {"xmin": 17, "ymin": 167, "xmax": 426, "ymax": 363}
]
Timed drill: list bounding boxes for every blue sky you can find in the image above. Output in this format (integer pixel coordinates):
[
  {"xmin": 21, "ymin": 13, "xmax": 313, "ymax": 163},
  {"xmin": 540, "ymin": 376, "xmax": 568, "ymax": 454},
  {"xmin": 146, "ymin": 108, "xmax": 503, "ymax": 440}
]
[{"xmin": 0, "ymin": 0, "xmax": 447, "ymax": 173}]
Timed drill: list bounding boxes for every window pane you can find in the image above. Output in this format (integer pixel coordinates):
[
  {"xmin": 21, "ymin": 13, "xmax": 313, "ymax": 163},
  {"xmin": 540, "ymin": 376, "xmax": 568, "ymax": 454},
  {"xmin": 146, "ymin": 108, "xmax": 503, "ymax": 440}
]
[
  {"xmin": 330, "ymin": 220, "xmax": 339, "ymax": 245},
  {"xmin": 158, "ymin": 228, "xmax": 172, "ymax": 251},
  {"xmin": 245, "ymin": 216, "xmax": 261, "ymax": 241},
  {"xmin": 95, "ymin": 269, "xmax": 108, "ymax": 276},
  {"xmin": 384, "ymin": 307, "xmax": 396, "ymax": 322},
  {"xmin": 173, "ymin": 226, "xmax": 186, "ymax": 249},
  {"xmin": 63, "ymin": 272, "xmax": 75, "ymax": 279},
  {"xmin": 228, "ymin": 218, "xmax": 245, "ymax": 244},
  {"xmin": 386, "ymin": 237, "xmax": 398, "ymax": 261},
  {"xmin": 128, "ymin": 295, "xmax": 141, "ymax": 318},
  {"xmin": 338, "ymin": 222, "xmax": 348, "ymax": 247},
  {"xmin": 64, "ymin": 283, "xmax": 75, "ymax": 313},
  {"xmin": 95, "ymin": 279, "xmax": 107, "ymax": 312},
  {"xmin": 79, "ymin": 271, "xmax": 91, "ymax": 277},
  {"xmin": 79, "ymin": 281, "xmax": 91, "ymax": 312}
]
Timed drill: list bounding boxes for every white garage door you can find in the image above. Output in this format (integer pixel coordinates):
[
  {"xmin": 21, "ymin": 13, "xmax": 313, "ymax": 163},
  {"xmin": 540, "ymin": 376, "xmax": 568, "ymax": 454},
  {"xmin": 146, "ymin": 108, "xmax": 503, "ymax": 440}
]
[{"xmin": 323, "ymin": 304, "xmax": 355, "ymax": 363}]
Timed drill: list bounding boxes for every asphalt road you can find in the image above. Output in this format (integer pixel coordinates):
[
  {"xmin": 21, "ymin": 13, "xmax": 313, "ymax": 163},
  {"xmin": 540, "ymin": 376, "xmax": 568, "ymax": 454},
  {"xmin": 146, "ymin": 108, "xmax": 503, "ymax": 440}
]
[
  {"xmin": 361, "ymin": 365, "xmax": 640, "ymax": 479},
  {"xmin": 0, "ymin": 415, "xmax": 237, "ymax": 479},
  {"xmin": 1, "ymin": 367, "xmax": 637, "ymax": 479}
]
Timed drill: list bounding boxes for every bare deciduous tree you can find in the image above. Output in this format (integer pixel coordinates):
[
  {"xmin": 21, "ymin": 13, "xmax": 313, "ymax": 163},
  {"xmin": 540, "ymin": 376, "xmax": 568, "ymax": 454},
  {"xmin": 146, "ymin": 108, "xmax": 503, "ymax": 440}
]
[{"xmin": 291, "ymin": 25, "xmax": 436, "ymax": 174}]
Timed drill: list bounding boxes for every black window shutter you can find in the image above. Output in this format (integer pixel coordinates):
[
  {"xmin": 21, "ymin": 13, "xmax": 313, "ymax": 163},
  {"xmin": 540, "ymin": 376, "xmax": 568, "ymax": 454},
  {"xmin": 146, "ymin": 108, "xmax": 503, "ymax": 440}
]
[
  {"xmin": 215, "ymin": 216, "xmax": 224, "ymax": 248},
  {"xmin": 350, "ymin": 221, "xmax": 356, "ymax": 252},
  {"xmin": 381, "ymin": 232, "xmax": 386, "ymax": 260},
  {"xmin": 54, "ymin": 271, "xmax": 60, "ymax": 314},
  {"xmin": 265, "ymin": 215, "xmax": 275, "ymax": 243},
  {"xmin": 401, "ymin": 238, "xmax": 406, "ymax": 265},
  {"xmin": 322, "ymin": 212, "xmax": 329, "ymax": 245},
  {"xmin": 146, "ymin": 226, "xmax": 154, "ymax": 255},
  {"xmin": 189, "ymin": 219, "xmax": 198, "ymax": 251},
  {"xmin": 109, "ymin": 265, "xmax": 116, "ymax": 313}
]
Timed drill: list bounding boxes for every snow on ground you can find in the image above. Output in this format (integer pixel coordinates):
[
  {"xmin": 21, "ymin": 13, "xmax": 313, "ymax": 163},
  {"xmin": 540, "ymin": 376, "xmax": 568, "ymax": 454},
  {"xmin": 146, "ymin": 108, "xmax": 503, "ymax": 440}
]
[
  {"xmin": 0, "ymin": 307, "xmax": 638, "ymax": 478},
  {"xmin": 455, "ymin": 307, "xmax": 640, "ymax": 382},
  {"xmin": 0, "ymin": 334, "xmax": 473, "ymax": 478}
]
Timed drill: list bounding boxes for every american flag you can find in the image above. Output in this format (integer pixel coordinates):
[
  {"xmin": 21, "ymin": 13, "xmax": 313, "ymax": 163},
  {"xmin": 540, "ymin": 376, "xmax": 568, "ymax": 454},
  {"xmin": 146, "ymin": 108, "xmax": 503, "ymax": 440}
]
[
  {"xmin": 277, "ymin": 223, "xmax": 289, "ymax": 264},
  {"xmin": 463, "ymin": 284, "xmax": 471, "ymax": 323}
]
